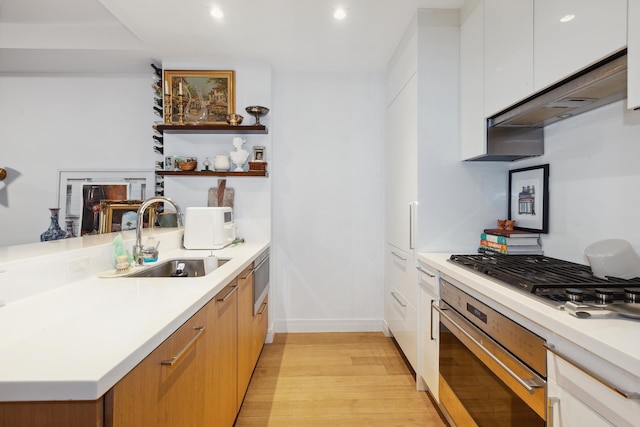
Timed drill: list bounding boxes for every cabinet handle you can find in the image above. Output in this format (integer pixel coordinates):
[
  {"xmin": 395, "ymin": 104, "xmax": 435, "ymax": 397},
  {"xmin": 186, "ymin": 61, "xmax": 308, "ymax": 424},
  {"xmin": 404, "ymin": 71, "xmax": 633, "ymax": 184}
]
[
  {"xmin": 391, "ymin": 251, "xmax": 407, "ymax": 262},
  {"xmin": 430, "ymin": 299, "xmax": 436, "ymax": 341},
  {"xmin": 545, "ymin": 344, "xmax": 640, "ymax": 399},
  {"xmin": 416, "ymin": 266, "xmax": 435, "ymax": 277},
  {"xmin": 217, "ymin": 285, "xmax": 238, "ymax": 302},
  {"xmin": 161, "ymin": 326, "xmax": 205, "ymax": 366},
  {"xmin": 257, "ymin": 301, "xmax": 268, "ymax": 315},
  {"xmin": 547, "ymin": 397, "xmax": 559, "ymax": 427},
  {"xmin": 434, "ymin": 304, "xmax": 545, "ymax": 393},
  {"xmin": 239, "ymin": 269, "xmax": 254, "ymax": 280},
  {"xmin": 409, "ymin": 202, "xmax": 416, "ymax": 250},
  {"xmin": 391, "ymin": 291, "xmax": 407, "ymax": 308}
]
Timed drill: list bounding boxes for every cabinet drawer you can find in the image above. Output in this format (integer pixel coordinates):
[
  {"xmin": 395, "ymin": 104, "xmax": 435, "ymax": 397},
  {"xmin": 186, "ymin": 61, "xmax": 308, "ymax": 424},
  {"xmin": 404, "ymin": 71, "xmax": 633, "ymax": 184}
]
[
  {"xmin": 417, "ymin": 260, "xmax": 438, "ymax": 295},
  {"xmin": 547, "ymin": 351, "xmax": 640, "ymax": 427},
  {"xmin": 386, "ymin": 285, "xmax": 418, "ymax": 371},
  {"xmin": 386, "ymin": 245, "xmax": 417, "ymax": 305}
]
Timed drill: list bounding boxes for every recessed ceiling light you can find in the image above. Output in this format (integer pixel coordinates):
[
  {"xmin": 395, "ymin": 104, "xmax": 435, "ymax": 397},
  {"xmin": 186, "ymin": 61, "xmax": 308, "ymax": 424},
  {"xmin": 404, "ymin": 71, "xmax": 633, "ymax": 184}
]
[
  {"xmin": 210, "ymin": 6, "xmax": 224, "ymax": 19},
  {"xmin": 334, "ymin": 8, "xmax": 347, "ymax": 20},
  {"xmin": 560, "ymin": 14, "xmax": 575, "ymax": 23}
]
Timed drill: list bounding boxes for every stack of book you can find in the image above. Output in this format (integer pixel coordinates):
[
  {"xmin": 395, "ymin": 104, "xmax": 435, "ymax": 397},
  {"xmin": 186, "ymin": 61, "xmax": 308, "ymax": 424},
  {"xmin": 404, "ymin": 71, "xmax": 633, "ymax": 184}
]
[{"xmin": 479, "ymin": 228, "xmax": 543, "ymax": 255}]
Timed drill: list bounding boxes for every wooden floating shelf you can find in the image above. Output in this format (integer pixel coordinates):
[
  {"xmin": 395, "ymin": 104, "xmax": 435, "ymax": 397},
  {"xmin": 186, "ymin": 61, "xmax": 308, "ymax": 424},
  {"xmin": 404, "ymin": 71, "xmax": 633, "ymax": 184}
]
[
  {"xmin": 156, "ymin": 170, "xmax": 268, "ymax": 177},
  {"xmin": 154, "ymin": 123, "xmax": 268, "ymax": 134}
]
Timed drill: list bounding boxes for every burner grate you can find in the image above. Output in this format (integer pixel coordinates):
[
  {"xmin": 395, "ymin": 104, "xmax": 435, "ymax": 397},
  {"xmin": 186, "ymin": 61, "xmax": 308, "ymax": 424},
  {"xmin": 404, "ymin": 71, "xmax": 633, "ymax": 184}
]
[{"xmin": 449, "ymin": 254, "xmax": 640, "ymax": 293}]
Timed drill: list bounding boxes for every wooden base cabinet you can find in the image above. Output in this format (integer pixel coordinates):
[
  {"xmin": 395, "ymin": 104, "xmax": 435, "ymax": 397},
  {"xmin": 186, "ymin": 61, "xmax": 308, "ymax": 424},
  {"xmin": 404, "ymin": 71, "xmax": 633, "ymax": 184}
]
[
  {"xmin": 238, "ymin": 264, "xmax": 269, "ymax": 408},
  {"xmin": 2, "ymin": 263, "xmax": 269, "ymax": 427},
  {"xmin": 106, "ymin": 282, "xmax": 240, "ymax": 427},
  {"xmin": 208, "ymin": 282, "xmax": 239, "ymax": 427},
  {"xmin": 0, "ymin": 399, "xmax": 104, "ymax": 427}
]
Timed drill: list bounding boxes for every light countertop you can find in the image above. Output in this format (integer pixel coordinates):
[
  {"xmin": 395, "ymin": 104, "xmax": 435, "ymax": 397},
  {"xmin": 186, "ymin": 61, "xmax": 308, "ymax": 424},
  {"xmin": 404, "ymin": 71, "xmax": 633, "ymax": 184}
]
[
  {"xmin": 417, "ymin": 252, "xmax": 640, "ymax": 393},
  {"xmin": 0, "ymin": 237, "xmax": 268, "ymax": 402}
]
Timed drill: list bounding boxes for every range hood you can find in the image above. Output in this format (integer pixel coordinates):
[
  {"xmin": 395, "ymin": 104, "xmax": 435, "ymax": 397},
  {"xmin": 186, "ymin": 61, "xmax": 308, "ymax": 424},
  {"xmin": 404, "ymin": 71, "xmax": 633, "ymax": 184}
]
[{"xmin": 471, "ymin": 50, "xmax": 627, "ymax": 161}]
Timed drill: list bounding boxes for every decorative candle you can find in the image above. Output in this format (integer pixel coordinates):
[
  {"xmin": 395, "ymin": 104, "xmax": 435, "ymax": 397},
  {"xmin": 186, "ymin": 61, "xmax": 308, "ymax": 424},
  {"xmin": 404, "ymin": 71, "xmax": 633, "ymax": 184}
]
[
  {"xmin": 178, "ymin": 81, "xmax": 183, "ymax": 95},
  {"xmin": 164, "ymin": 81, "xmax": 169, "ymax": 95}
]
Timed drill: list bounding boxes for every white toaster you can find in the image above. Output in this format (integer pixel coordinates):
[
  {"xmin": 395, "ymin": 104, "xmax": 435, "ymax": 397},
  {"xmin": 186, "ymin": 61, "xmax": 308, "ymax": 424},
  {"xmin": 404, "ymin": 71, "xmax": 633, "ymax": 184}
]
[{"xmin": 183, "ymin": 207, "xmax": 237, "ymax": 249}]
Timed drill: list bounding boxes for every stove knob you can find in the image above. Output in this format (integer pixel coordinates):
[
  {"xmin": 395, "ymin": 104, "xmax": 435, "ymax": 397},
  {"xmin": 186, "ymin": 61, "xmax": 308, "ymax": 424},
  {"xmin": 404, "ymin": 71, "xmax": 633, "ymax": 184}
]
[
  {"xmin": 595, "ymin": 288, "xmax": 614, "ymax": 305},
  {"xmin": 624, "ymin": 288, "xmax": 640, "ymax": 303},
  {"xmin": 565, "ymin": 288, "xmax": 584, "ymax": 302}
]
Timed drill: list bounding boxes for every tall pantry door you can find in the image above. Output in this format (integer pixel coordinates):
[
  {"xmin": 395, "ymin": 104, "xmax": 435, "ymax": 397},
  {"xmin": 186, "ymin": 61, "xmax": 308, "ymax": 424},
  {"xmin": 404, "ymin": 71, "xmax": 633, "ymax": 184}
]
[{"xmin": 385, "ymin": 73, "xmax": 418, "ymax": 254}]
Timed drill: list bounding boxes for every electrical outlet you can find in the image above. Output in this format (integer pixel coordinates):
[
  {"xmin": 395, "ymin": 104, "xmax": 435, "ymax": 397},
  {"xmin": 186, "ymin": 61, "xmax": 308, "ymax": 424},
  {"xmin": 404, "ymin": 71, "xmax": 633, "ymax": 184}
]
[{"xmin": 67, "ymin": 256, "xmax": 91, "ymax": 281}]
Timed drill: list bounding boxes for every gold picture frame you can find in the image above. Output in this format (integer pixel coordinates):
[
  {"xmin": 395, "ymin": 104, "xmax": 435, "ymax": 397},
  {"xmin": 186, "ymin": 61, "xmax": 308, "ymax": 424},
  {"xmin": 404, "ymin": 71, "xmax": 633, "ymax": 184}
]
[
  {"xmin": 99, "ymin": 200, "xmax": 156, "ymax": 234},
  {"xmin": 163, "ymin": 69, "xmax": 236, "ymax": 124}
]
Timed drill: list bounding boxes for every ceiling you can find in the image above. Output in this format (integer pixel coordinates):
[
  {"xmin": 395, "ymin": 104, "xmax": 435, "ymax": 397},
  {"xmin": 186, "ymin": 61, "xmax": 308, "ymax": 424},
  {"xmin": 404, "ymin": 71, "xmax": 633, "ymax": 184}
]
[{"xmin": 0, "ymin": 0, "xmax": 464, "ymax": 73}]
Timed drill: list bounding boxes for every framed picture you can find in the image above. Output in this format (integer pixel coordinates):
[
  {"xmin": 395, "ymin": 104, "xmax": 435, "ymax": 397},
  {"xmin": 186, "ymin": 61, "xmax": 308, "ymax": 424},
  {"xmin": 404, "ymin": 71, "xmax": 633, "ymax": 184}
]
[
  {"xmin": 99, "ymin": 200, "xmax": 156, "ymax": 234},
  {"xmin": 163, "ymin": 70, "xmax": 235, "ymax": 124},
  {"xmin": 80, "ymin": 183, "xmax": 128, "ymax": 236},
  {"xmin": 508, "ymin": 164, "xmax": 549, "ymax": 233},
  {"xmin": 252, "ymin": 146, "xmax": 266, "ymax": 161},
  {"xmin": 58, "ymin": 170, "xmax": 154, "ymax": 237}
]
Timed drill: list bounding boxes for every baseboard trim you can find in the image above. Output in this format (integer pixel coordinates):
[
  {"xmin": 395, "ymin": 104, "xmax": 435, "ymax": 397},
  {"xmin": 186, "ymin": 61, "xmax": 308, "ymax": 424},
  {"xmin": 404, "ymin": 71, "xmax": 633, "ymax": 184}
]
[{"xmin": 274, "ymin": 319, "xmax": 385, "ymax": 333}]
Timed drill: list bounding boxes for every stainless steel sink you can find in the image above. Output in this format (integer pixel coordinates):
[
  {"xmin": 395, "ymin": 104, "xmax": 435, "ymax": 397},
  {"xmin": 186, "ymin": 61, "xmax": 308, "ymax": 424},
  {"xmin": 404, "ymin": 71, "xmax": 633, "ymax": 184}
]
[{"xmin": 126, "ymin": 257, "xmax": 230, "ymax": 278}]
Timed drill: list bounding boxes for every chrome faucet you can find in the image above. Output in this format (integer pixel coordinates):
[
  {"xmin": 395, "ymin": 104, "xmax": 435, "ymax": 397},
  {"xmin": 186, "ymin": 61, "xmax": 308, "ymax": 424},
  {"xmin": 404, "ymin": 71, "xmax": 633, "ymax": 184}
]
[{"xmin": 133, "ymin": 196, "xmax": 183, "ymax": 265}]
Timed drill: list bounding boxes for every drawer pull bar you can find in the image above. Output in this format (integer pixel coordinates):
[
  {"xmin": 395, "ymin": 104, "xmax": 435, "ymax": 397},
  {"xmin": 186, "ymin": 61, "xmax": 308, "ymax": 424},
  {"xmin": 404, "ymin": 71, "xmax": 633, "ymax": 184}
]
[
  {"xmin": 416, "ymin": 266, "xmax": 435, "ymax": 277},
  {"xmin": 239, "ymin": 269, "xmax": 254, "ymax": 280},
  {"xmin": 391, "ymin": 252, "xmax": 407, "ymax": 262},
  {"xmin": 217, "ymin": 285, "xmax": 238, "ymax": 302},
  {"xmin": 161, "ymin": 326, "xmax": 205, "ymax": 366},
  {"xmin": 257, "ymin": 301, "xmax": 268, "ymax": 315},
  {"xmin": 545, "ymin": 344, "xmax": 640, "ymax": 399},
  {"xmin": 547, "ymin": 397, "xmax": 559, "ymax": 427},
  {"xmin": 391, "ymin": 291, "xmax": 407, "ymax": 308}
]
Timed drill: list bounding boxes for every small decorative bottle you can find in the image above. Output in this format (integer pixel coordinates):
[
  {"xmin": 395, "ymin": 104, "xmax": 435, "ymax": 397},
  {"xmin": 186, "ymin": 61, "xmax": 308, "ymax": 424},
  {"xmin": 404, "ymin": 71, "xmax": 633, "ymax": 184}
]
[{"xmin": 40, "ymin": 208, "xmax": 68, "ymax": 242}]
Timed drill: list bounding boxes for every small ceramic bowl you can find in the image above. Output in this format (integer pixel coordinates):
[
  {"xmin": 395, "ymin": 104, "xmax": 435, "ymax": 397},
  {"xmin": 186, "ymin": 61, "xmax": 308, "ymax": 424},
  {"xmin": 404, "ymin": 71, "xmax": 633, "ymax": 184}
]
[{"xmin": 178, "ymin": 161, "xmax": 197, "ymax": 171}]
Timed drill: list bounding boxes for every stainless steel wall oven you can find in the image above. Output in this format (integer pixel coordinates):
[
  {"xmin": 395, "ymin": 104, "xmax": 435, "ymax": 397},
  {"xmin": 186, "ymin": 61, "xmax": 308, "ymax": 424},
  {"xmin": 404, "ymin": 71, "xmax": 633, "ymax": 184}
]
[{"xmin": 435, "ymin": 276, "xmax": 547, "ymax": 426}]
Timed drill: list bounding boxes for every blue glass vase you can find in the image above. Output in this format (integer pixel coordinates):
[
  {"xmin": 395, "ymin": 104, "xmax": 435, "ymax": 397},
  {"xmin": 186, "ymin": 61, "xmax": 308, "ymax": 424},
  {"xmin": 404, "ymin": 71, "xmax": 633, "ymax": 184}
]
[{"xmin": 40, "ymin": 208, "xmax": 68, "ymax": 242}]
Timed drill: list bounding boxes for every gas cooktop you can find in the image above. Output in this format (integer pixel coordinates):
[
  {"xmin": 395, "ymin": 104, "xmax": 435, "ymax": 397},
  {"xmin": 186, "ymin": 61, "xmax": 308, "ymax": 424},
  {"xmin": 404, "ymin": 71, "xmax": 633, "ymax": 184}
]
[{"xmin": 448, "ymin": 254, "xmax": 640, "ymax": 310}]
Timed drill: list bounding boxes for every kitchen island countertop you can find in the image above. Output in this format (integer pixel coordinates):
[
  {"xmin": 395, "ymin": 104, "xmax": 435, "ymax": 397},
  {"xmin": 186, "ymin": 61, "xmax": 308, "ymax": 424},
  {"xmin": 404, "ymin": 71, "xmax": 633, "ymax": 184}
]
[{"xmin": 0, "ymin": 235, "xmax": 268, "ymax": 402}]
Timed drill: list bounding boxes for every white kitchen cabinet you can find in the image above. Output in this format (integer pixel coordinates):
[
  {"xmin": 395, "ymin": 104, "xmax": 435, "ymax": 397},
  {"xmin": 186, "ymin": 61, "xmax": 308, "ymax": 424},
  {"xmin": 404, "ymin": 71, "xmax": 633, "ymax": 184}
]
[
  {"xmin": 483, "ymin": 0, "xmax": 533, "ymax": 117},
  {"xmin": 534, "ymin": 0, "xmax": 627, "ymax": 91},
  {"xmin": 547, "ymin": 350, "xmax": 640, "ymax": 427},
  {"xmin": 385, "ymin": 244, "xmax": 418, "ymax": 371},
  {"xmin": 459, "ymin": 0, "xmax": 486, "ymax": 161},
  {"xmin": 629, "ymin": 0, "xmax": 640, "ymax": 110},
  {"xmin": 385, "ymin": 282, "xmax": 418, "ymax": 371},
  {"xmin": 386, "ymin": 72, "xmax": 418, "ymax": 253},
  {"xmin": 418, "ymin": 260, "xmax": 439, "ymax": 402}
]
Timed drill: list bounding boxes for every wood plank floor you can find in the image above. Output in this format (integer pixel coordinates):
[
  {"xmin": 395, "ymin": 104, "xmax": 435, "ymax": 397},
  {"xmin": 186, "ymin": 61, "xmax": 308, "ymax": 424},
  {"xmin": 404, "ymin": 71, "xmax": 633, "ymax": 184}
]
[{"xmin": 235, "ymin": 332, "xmax": 447, "ymax": 427}]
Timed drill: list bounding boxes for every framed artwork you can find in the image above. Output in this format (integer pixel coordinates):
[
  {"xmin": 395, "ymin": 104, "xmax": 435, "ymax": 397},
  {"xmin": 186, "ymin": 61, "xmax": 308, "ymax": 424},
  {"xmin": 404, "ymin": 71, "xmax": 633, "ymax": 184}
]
[
  {"xmin": 99, "ymin": 200, "xmax": 156, "ymax": 234},
  {"xmin": 57, "ymin": 170, "xmax": 155, "ymax": 237},
  {"xmin": 252, "ymin": 146, "xmax": 265, "ymax": 161},
  {"xmin": 163, "ymin": 70, "xmax": 235, "ymax": 124},
  {"xmin": 80, "ymin": 183, "xmax": 128, "ymax": 235},
  {"xmin": 508, "ymin": 164, "xmax": 549, "ymax": 233}
]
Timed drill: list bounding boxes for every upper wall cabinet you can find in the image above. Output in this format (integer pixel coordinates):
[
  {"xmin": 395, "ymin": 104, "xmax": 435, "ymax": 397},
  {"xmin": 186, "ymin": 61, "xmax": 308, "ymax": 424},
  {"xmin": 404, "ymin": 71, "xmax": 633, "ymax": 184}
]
[
  {"xmin": 460, "ymin": 0, "xmax": 486, "ymax": 161},
  {"xmin": 534, "ymin": 0, "xmax": 627, "ymax": 91},
  {"xmin": 484, "ymin": 0, "xmax": 534, "ymax": 117},
  {"xmin": 629, "ymin": 0, "xmax": 640, "ymax": 110}
]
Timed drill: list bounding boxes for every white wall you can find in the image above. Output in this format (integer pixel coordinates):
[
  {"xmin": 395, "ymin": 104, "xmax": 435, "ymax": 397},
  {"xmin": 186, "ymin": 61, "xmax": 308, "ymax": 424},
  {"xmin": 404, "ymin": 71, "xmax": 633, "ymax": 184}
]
[
  {"xmin": 0, "ymin": 65, "xmax": 387, "ymax": 334},
  {"xmin": 271, "ymin": 70, "xmax": 386, "ymax": 332},
  {"xmin": 0, "ymin": 74, "xmax": 154, "ymax": 245},
  {"xmin": 513, "ymin": 100, "xmax": 640, "ymax": 263}
]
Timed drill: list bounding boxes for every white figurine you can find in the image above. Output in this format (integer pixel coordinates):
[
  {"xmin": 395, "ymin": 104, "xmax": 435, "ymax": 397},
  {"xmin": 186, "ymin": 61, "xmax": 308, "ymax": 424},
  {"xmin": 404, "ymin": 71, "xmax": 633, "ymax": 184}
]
[{"xmin": 230, "ymin": 137, "xmax": 249, "ymax": 172}]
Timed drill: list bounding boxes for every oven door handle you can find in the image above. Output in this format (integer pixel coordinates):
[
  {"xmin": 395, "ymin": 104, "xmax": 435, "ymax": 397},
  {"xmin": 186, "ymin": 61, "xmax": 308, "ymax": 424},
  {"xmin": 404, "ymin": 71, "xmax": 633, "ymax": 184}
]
[{"xmin": 434, "ymin": 305, "xmax": 545, "ymax": 394}]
